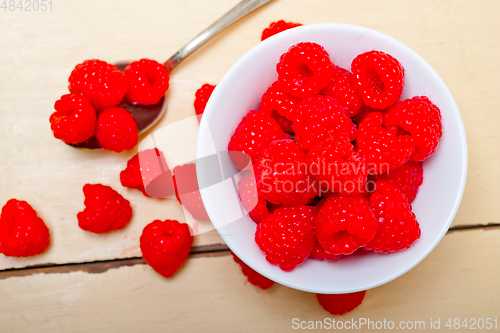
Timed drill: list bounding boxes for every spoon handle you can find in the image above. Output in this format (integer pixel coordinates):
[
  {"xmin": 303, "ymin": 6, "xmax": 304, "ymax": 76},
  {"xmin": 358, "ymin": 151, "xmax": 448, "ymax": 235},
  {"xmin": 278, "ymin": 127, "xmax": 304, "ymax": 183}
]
[{"xmin": 164, "ymin": 0, "xmax": 274, "ymax": 72}]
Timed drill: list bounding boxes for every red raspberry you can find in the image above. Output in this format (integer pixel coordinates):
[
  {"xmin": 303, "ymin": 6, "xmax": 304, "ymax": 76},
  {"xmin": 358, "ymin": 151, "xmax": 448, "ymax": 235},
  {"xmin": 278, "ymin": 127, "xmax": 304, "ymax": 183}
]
[
  {"xmin": 374, "ymin": 161, "xmax": 423, "ymax": 202},
  {"xmin": 277, "ymin": 42, "xmax": 336, "ymax": 98},
  {"xmin": 255, "ymin": 205, "xmax": 316, "ymax": 271},
  {"xmin": 228, "ymin": 110, "xmax": 289, "ymax": 170},
  {"xmin": 315, "ymin": 194, "xmax": 378, "ymax": 255},
  {"xmin": 69, "ymin": 59, "xmax": 127, "ymax": 111},
  {"xmin": 351, "ymin": 50, "xmax": 404, "ymax": 109},
  {"xmin": 120, "ymin": 149, "xmax": 175, "ymax": 198},
  {"xmin": 270, "ymin": 111, "xmax": 294, "ymax": 133},
  {"xmin": 50, "ymin": 94, "xmax": 96, "ymax": 144},
  {"xmin": 238, "ymin": 172, "xmax": 269, "ymax": 223},
  {"xmin": 365, "ymin": 181, "xmax": 420, "ymax": 252},
  {"xmin": 260, "ymin": 81, "xmax": 301, "ymax": 121},
  {"xmin": 95, "ymin": 107, "xmax": 138, "ymax": 152},
  {"xmin": 384, "ymin": 96, "xmax": 442, "ymax": 162},
  {"xmin": 307, "ymin": 136, "xmax": 367, "ymax": 195},
  {"xmin": 140, "ymin": 219, "xmax": 193, "ymax": 278},
  {"xmin": 317, "ymin": 291, "xmax": 366, "ymax": 315},
  {"xmin": 261, "ymin": 20, "xmax": 302, "ymax": 41},
  {"xmin": 254, "ymin": 139, "xmax": 318, "ymax": 205},
  {"xmin": 356, "ymin": 112, "xmax": 415, "ymax": 174},
  {"xmin": 352, "ymin": 105, "xmax": 387, "ymax": 124},
  {"xmin": 321, "ymin": 66, "xmax": 364, "ymax": 117},
  {"xmin": 124, "ymin": 59, "xmax": 170, "ymax": 105},
  {"xmin": 194, "ymin": 83, "xmax": 216, "ymax": 121},
  {"xmin": 293, "ymin": 95, "xmax": 357, "ymax": 151},
  {"xmin": 173, "ymin": 163, "xmax": 210, "ymax": 221},
  {"xmin": 77, "ymin": 184, "xmax": 132, "ymax": 233},
  {"xmin": 309, "ymin": 240, "xmax": 342, "ymax": 261},
  {"xmin": 231, "ymin": 251, "xmax": 274, "ymax": 289},
  {"xmin": 0, "ymin": 199, "xmax": 50, "ymax": 257}
]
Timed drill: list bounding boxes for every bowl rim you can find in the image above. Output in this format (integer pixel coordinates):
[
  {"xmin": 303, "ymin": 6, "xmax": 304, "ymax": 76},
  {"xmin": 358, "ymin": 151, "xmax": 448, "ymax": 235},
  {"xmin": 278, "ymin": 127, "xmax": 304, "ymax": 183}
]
[{"xmin": 196, "ymin": 23, "xmax": 468, "ymax": 293}]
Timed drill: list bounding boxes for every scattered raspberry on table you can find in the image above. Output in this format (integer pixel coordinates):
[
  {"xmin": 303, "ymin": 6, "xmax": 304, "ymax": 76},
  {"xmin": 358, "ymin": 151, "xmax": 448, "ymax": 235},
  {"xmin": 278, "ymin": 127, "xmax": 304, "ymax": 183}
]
[
  {"xmin": 125, "ymin": 59, "xmax": 170, "ymax": 106},
  {"xmin": 261, "ymin": 20, "xmax": 302, "ymax": 41},
  {"xmin": 194, "ymin": 83, "xmax": 216, "ymax": 121},
  {"xmin": 0, "ymin": 199, "xmax": 50, "ymax": 257},
  {"xmin": 231, "ymin": 251, "xmax": 274, "ymax": 289},
  {"xmin": 140, "ymin": 219, "xmax": 193, "ymax": 278},
  {"xmin": 317, "ymin": 291, "xmax": 366, "ymax": 315},
  {"xmin": 173, "ymin": 163, "xmax": 210, "ymax": 221}
]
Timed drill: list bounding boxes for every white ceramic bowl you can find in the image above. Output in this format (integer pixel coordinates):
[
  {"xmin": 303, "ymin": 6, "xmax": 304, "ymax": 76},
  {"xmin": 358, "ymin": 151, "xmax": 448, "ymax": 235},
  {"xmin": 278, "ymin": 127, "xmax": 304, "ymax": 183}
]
[{"xmin": 197, "ymin": 23, "xmax": 467, "ymax": 293}]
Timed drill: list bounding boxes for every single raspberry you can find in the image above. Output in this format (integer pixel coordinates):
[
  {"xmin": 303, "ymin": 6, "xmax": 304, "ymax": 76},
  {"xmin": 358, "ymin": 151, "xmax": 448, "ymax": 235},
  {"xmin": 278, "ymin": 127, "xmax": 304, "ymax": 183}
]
[
  {"xmin": 315, "ymin": 194, "xmax": 378, "ymax": 255},
  {"xmin": 260, "ymin": 81, "xmax": 301, "ymax": 121},
  {"xmin": 231, "ymin": 251, "xmax": 274, "ymax": 289},
  {"xmin": 277, "ymin": 42, "xmax": 336, "ymax": 98},
  {"xmin": 254, "ymin": 139, "xmax": 318, "ymax": 205},
  {"xmin": 293, "ymin": 95, "xmax": 357, "ymax": 151},
  {"xmin": 140, "ymin": 219, "xmax": 193, "ymax": 277},
  {"xmin": 374, "ymin": 161, "xmax": 423, "ymax": 202},
  {"xmin": 50, "ymin": 94, "xmax": 96, "ymax": 144},
  {"xmin": 238, "ymin": 172, "xmax": 269, "ymax": 223},
  {"xmin": 0, "ymin": 199, "xmax": 50, "ymax": 257},
  {"xmin": 270, "ymin": 111, "xmax": 294, "ymax": 133},
  {"xmin": 351, "ymin": 50, "xmax": 404, "ymax": 109},
  {"xmin": 228, "ymin": 110, "xmax": 289, "ymax": 170},
  {"xmin": 384, "ymin": 96, "xmax": 442, "ymax": 161},
  {"xmin": 194, "ymin": 83, "xmax": 216, "ymax": 121},
  {"xmin": 173, "ymin": 163, "xmax": 210, "ymax": 221},
  {"xmin": 317, "ymin": 291, "xmax": 366, "ymax": 315},
  {"xmin": 255, "ymin": 205, "xmax": 316, "ymax": 271},
  {"xmin": 352, "ymin": 105, "xmax": 387, "ymax": 124},
  {"xmin": 77, "ymin": 184, "xmax": 132, "ymax": 233},
  {"xmin": 321, "ymin": 66, "xmax": 364, "ymax": 117},
  {"xmin": 120, "ymin": 149, "xmax": 175, "ymax": 198},
  {"xmin": 307, "ymin": 136, "xmax": 367, "ymax": 195},
  {"xmin": 261, "ymin": 20, "xmax": 302, "ymax": 41},
  {"xmin": 356, "ymin": 112, "xmax": 415, "ymax": 174},
  {"xmin": 309, "ymin": 240, "xmax": 342, "ymax": 261},
  {"xmin": 124, "ymin": 59, "xmax": 169, "ymax": 105},
  {"xmin": 68, "ymin": 59, "xmax": 127, "ymax": 111},
  {"xmin": 95, "ymin": 107, "xmax": 138, "ymax": 152},
  {"xmin": 365, "ymin": 181, "xmax": 420, "ymax": 252}
]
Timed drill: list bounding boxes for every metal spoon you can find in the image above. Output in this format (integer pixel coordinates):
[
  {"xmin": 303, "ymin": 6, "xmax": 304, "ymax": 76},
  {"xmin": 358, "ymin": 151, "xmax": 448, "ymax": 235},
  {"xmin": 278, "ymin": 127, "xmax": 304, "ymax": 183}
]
[{"xmin": 70, "ymin": 0, "xmax": 274, "ymax": 149}]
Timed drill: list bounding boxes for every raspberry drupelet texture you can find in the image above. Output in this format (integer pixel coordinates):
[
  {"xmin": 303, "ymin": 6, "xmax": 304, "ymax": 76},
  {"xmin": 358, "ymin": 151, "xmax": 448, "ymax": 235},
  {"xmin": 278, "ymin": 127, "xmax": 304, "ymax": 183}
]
[
  {"xmin": 351, "ymin": 50, "xmax": 404, "ymax": 109},
  {"xmin": 365, "ymin": 181, "xmax": 421, "ymax": 253},
  {"xmin": 261, "ymin": 20, "xmax": 302, "ymax": 41},
  {"xmin": 352, "ymin": 105, "xmax": 387, "ymax": 125},
  {"xmin": 277, "ymin": 42, "xmax": 336, "ymax": 99},
  {"xmin": 194, "ymin": 83, "xmax": 216, "ymax": 121},
  {"xmin": 254, "ymin": 139, "xmax": 318, "ymax": 206},
  {"xmin": 307, "ymin": 136, "xmax": 368, "ymax": 195},
  {"xmin": 0, "ymin": 199, "xmax": 50, "ymax": 257},
  {"xmin": 173, "ymin": 163, "xmax": 210, "ymax": 221},
  {"xmin": 69, "ymin": 59, "xmax": 127, "ymax": 111},
  {"xmin": 120, "ymin": 149, "xmax": 175, "ymax": 198},
  {"xmin": 374, "ymin": 161, "xmax": 423, "ymax": 202},
  {"xmin": 255, "ymin": 205, "xmax": 316, "ymax": 271},
  {"xmin": 140, "ymin": 219, "xmax": 193, "ymax": 278},
  {"xmin": 124, "ymin": 59, "xmax": 170, "ymax": 105},
  {"xmin": 293, "ymin": 95, "xmax": 357, "ymax": 151},
  {"xmin": 260, "ymin": 81, "xmax": 301, "ymax": 122},
  {"xmin": 270, "ymin": 111, "xmax": 295, "ymax": 133},
  {"xmin": 77, "ymin": 184, "xmax": 132, "ymax": 234},
  {"xmin": 309, "ymin": 240, "xmax": 342, "ymax": 261},
  {"xmin": 321, "ymin": 66, "xmax": 364, "ymax": 117},
  {"xmin": 228, "ymin": 110, "xmax": 289, "ymax": 170},
  {"xmin": 95, "ymin": 107, "xmax": 138, "ymax": 152},
  {"xmin": 231, "ymin": 251, "xmax": 274, "ymax": 289},
  {"xmin": 384, "ymin": 96, "xmax": 442, "ymax": 162},
  {"xmin": 317, "ymin": 291, "xmax": 366, "ymax": 315},
  {"xmin": 315, "ymin": 194, "xmax": 378, "ymax": 256},
  {"xmin": 238, "ymin": 172, "xmax": 270, "ymax": 223},
  {"xmin": 50, "ymin": 94, "xmax": 96, "ymax": 144},
  {"xmin": 356, "ymin": 112, "xmax": 415, "ymax": 174}
]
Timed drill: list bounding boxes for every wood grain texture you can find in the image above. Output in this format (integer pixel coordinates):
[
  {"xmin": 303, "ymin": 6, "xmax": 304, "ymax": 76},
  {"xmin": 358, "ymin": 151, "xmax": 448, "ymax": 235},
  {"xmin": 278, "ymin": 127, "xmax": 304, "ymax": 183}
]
[
  {"xmin": 0, "ymin": 0, "xmax": 499, "ymax": 270},
  {"xmin": 0, "ymin": 229, "xmax": 499, "ymax": 333}
]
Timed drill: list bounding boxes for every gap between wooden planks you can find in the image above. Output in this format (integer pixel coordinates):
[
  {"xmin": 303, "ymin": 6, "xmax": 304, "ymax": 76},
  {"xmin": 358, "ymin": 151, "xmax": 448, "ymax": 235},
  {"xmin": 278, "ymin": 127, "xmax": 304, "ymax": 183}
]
[{"xmin": 1, "ymin": 223, "xmax": 498, "ymax": 280}]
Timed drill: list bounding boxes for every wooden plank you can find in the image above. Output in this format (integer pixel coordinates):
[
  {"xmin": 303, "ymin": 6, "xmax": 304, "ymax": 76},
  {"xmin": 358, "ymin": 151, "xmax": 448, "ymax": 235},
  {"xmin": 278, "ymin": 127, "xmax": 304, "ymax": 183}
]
[
  {"xmin": 0, "ymin": 228, "xmax": 499, "ymax": 333},
  {"xmin": 0, "ymin": 0, "xmax": 499, "ymax": 270}
]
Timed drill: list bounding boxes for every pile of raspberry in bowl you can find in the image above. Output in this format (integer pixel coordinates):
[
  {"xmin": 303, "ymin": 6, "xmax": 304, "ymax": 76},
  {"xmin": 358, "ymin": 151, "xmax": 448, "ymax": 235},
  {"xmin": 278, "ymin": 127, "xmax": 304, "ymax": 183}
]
[{"xmin": 228, "ymin": 41, "xmax": 442, "ymax": 272}]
